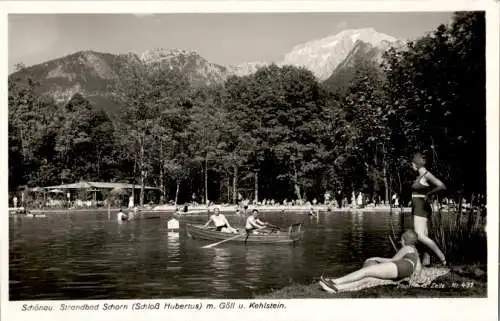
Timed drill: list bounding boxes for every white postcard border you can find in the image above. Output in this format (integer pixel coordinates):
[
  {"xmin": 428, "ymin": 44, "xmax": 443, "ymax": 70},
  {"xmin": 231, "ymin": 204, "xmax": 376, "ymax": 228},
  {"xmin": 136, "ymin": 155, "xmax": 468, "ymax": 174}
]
[{"xmin": 1, "ymin": 1, "xmax": 498, "ymax": 321}]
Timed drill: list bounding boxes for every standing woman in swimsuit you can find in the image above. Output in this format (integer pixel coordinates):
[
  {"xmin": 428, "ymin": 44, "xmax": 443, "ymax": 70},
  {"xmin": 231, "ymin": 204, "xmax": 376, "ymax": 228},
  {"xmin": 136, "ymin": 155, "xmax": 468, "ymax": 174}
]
[{"xmin": 410, "ymin": 153, "xmax": 447, "ymax": 266}]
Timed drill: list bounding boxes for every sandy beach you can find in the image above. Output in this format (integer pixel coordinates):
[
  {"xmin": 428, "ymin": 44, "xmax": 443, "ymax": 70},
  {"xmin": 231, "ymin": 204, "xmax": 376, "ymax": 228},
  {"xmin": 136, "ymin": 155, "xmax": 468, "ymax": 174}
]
[{"xmin": 10, "ymin": 205, "xmax": 415, "ymax": 215}]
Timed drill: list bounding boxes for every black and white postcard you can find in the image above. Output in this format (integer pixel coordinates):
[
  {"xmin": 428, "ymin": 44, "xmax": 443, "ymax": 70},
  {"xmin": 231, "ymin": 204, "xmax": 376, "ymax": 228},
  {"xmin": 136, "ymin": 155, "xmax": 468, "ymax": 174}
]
[{"xmin": 2, "ymin": 1, "xmax": 499, "ymax": 321}]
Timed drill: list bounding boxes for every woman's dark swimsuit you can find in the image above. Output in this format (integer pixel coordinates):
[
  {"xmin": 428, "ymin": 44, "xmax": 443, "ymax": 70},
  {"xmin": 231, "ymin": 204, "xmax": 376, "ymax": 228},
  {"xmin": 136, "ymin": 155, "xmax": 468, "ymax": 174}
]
[
  {"xmin": 411, "ymin": 171, "xmax": 433, "ymax": 218},
  {"xmin": 394, "ymin": 251, "xmax": 419, "ymax": 279},
  {"xmin": 320, "ymin": 251, "xmax": 419, "ymax": 290},
  {"xmin": 216, "ymin": 224, "xmax": 228, "ymax": 231}
]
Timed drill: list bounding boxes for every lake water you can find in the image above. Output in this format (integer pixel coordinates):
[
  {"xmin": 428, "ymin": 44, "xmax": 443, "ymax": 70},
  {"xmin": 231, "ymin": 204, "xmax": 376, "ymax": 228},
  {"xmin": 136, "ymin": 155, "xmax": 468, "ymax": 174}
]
[{"xmin": 9, "ymin": 210, "xmax": 411, "ymax": 300}]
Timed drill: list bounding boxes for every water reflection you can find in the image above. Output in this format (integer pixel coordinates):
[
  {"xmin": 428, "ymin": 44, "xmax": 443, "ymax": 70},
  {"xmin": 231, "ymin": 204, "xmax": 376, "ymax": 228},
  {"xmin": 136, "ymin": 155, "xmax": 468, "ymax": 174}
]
[
  {"xmin": 243, "ymin": 247, "xmax": 265, "ymax": 290},
  {"xmin": 10, "ymin": 211, "xmax": 410, "ymax": 299},
  {"xmin": 210, "ymin": 247, "xmax": 231, "ymax": 291},
  {"xmin": 166, "ymin": 231, "xmax": 181, "ymax": 271},
  {"xmin": 350, "ymin": 211, "xmax": 365, "ymax": 259}
]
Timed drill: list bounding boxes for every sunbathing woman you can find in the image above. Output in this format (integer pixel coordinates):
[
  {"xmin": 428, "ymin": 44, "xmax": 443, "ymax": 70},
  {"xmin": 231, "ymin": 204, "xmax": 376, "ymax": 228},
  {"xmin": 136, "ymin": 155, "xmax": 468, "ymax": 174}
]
[{"xmin": 320, "ymin": 230, "xmax": 421, "ymax": 292}]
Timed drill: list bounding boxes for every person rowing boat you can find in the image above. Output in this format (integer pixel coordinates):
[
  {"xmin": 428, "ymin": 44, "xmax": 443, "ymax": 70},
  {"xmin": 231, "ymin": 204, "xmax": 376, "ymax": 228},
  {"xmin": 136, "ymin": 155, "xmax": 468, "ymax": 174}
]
[
  {"xmin": 204, "ymin": 207, "xmax": 238, "ymax": 233},
  {"xmin": 245, "ymin": 209, "xmax": 266, "ymax": 233},
  {"xmin": 245, "ymin": 209, "xmax": 278, "ymax": 234}
]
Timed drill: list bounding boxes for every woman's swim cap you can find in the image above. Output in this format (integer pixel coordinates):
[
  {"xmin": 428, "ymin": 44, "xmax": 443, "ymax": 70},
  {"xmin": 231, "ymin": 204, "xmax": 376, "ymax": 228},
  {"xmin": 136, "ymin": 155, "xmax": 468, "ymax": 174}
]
[{"xmin": 402, "ymin": 230, "xmax": 418, "ymax": 246}]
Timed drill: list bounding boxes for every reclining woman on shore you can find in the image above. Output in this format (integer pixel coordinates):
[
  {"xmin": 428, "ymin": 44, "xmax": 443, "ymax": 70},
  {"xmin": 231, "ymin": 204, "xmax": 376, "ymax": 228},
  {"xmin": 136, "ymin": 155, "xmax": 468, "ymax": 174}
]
[{"xmin": 320, "ymin": 230, "xmax": 421, "ymax": 293}]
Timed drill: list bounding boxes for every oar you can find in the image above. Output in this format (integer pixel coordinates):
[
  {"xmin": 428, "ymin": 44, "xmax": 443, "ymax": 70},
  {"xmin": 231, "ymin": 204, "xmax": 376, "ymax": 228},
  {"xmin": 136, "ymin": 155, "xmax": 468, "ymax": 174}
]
[
  {"xmin": 202, "ymin": 234, "xmax": 244, "ymax": 249},
  {"xmin": 265, "ymin": 223, "xmax": 280, "ymax": 230}
]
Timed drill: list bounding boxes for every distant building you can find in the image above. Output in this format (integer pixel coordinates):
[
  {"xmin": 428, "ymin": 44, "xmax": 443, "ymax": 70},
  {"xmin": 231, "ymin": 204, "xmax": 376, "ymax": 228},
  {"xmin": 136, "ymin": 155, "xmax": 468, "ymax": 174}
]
[{"xmin": 29, "ymin": 181, "xmax": 160, "ymax": 208}]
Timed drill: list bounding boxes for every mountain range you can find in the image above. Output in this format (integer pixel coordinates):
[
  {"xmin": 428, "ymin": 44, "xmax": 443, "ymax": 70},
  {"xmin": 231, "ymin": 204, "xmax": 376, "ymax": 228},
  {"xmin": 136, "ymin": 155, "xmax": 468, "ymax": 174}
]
[{"xmin": 9, "ymin": 28, "xmax": 405, "ymax": 117}]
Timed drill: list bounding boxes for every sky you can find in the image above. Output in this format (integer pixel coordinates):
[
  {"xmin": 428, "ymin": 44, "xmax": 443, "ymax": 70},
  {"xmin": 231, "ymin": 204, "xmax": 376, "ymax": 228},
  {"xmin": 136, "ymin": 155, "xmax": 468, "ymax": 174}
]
[{"xmin": 8, "ymin": 12, "xmax": 454, "ymax": 73}]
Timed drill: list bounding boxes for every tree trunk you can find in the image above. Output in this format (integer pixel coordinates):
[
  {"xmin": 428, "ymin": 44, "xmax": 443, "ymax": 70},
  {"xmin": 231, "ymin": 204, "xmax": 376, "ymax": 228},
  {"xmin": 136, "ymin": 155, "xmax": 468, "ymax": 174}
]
[
  {"xmin": 95, "ymin": 147, "xmax": 101, "ymax": 178},
  {"xmin": 204, "ymin": 156, "xmax": 208, "ymax": 205},
  {"xmin": 139, "ymin": 152, "xmax": 146, "ymax": 206},
  {"xmin": 131, "ymin": 156, "xmax": 137, "ymax": 208},
  {"xmin": 373, "ymin": 152, "xmax": 379, "ymax": 203},
  {"xmin": 232, "ymin": 165, "xmax": 238, "ymax": 204},
  {"xmin": 293, "ymin": 163, "xmax": 302, "ymax": 200},
  {"xmin": 160, "ymin": 141, "xmax": 165, "ymax": 201},
  {"xmin": 140, "ymin": 171, "xmax": 145, "ymax": 207},
  {"xmin": 467, "ymin": 193, "xmax": 475, "ymax": 230},
  {"xmin": 140, "ymin": 141, "xmax": 145, "ymax": 207},
  {"xmin": 383, "ymin": 165, "xmax": 389, "ymax": 204},
  {"xmin": 254, "ymin": 170, "xmax": 259, "ymax": 204},
  {"xmin": 175, "ymin": 181, "xmax": 180, "ymax": 206},
  {"xmin": 227, "ymin": 176, "xmax": 230, "ymax": 203},
  {"xmin": 20, "ymin": 126, "xmax": 27, "ymax": 161},
  {"xmin": 397, "ymin": 171, "xmax": 402, "ymax": 194}
]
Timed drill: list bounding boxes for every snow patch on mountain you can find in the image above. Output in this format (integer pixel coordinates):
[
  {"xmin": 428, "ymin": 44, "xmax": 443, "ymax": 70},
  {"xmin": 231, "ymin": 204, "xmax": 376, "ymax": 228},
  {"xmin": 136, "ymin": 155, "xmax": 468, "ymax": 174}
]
[{"xmin": 281, "ymin": 28, "xmax": 400, "ymax": 80}]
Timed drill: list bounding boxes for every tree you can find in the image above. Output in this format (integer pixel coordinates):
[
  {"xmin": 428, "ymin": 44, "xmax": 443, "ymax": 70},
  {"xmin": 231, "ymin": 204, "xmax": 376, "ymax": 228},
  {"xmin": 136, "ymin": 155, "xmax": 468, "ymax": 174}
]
[
  {"xmin": 338, "ymin": 58, "xmax": 390, "ymax": 201},
  {"xmin": 383, "ymin": 12, "xmax": 485, "ymax": 199},
  {"xmin": 111, "ymin": 62, "xmax": 191, "ymax": 205},
  {"xmin": 54, "ymin": 93, "xmax": 116, "ymax": 183},
  {"xmin": 223, "ymin": 65, "xmax": 328, "ymax": 202},
  {"xmin": 188, "ymin": 85, "xmax": 226, "ymax": 204},
  {"xmin": 9, "ymin": 75, "xmax": 60, "ymax": 188}
]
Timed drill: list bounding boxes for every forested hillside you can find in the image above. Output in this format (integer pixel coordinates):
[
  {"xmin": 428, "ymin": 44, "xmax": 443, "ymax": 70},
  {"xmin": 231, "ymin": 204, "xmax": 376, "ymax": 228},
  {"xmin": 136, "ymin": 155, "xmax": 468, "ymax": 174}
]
[{"xmin": 8, "ymin": 12, "xmax": 485, "ymax": 206}]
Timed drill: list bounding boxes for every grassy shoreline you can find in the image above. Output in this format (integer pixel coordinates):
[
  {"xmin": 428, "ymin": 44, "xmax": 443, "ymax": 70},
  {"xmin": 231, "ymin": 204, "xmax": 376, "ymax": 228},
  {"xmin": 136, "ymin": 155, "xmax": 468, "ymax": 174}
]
[{"xmin": 257, "ymin": 265, "xmax": 487, "ymax": 299}]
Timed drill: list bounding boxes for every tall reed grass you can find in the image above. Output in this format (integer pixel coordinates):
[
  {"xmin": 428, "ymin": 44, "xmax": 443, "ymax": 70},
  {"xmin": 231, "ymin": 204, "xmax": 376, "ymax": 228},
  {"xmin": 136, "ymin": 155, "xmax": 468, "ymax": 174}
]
[{"xmin": 429, "ymin": 206, "xmax": 487, "ymax": 265}]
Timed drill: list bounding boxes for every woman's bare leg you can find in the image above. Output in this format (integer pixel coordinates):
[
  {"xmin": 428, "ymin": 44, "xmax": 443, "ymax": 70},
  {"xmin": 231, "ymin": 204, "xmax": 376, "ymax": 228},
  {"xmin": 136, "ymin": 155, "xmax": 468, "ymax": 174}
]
[
  {"xmin": 331, "ymin": 262, "xmax": 398, "ymax": 285},
  {"xmin": 328, "ymin": 278, "xmax": 373, "ymax": 292},
  {"xmin": 332, "ymin": 277, "xmax": 398, "ymax": 292},
  {"xmin": 414, "ymin": 216, "xmax": 446, "ymax": 263}
]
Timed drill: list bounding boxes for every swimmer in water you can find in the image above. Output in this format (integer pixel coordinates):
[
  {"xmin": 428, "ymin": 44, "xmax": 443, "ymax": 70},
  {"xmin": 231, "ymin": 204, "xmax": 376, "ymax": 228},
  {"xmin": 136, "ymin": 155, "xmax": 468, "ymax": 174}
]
[
  {"xmin": 117, "ymin": 208, "xmax": 128, "ymax": 221},
  {"xmin": 309, "ymin": 207, "xmax": 318, "ymax": 217}
]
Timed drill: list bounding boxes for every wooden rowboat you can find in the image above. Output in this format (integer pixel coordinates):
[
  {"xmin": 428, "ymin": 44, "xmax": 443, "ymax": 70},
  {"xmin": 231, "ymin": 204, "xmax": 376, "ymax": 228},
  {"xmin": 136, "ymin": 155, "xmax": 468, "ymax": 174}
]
[{"xmin": 186, "ymin": 223, "xmax": 303, "ymax": 245}]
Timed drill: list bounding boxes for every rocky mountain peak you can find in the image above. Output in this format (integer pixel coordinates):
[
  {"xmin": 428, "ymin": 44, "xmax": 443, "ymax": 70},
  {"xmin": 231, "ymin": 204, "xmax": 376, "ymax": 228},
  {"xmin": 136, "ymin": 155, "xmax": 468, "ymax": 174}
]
[
  {"xmin": 9, "ymin": 27, "xmax": 406, "ymax": 111},
  {"xmin": 281, "ymin": 28, "xmax": 400, "ymax": 80},
  {"xmin": 139, "ymin": 48, "xmax": 201, "ymax": 64}
]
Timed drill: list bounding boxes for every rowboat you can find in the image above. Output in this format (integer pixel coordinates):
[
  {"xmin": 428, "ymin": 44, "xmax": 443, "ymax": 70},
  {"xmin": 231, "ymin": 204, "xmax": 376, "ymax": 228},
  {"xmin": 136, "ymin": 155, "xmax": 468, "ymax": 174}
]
[{"xmin": 186, "ymin": 223, "xmax": 303, "ymax": 245}]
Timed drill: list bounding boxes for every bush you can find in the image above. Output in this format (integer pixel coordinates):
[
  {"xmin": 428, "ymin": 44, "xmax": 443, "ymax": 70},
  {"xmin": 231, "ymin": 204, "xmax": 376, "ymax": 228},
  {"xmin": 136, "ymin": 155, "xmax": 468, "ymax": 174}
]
[{"xmin": 429, "ymin": 207, "xmax": 486, "ymax": 265}]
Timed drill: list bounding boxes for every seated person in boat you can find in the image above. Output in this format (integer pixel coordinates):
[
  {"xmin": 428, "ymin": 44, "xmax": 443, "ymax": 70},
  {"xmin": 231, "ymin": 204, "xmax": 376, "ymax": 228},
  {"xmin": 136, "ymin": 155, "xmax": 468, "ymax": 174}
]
[
  {"xmin": 321, "ymin": 230, "xmax": 421, "ymax": 292},
  {"xmin": 117, "ymin": 209, "xmax": 128, "ymax": 221},
  {"xmin": 245, "ymin": 209, "xmax": 275, "ymax": 234},
  {"xmin": 204, "ymin": 207, "xmax": 238, "ymax": 233}
]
